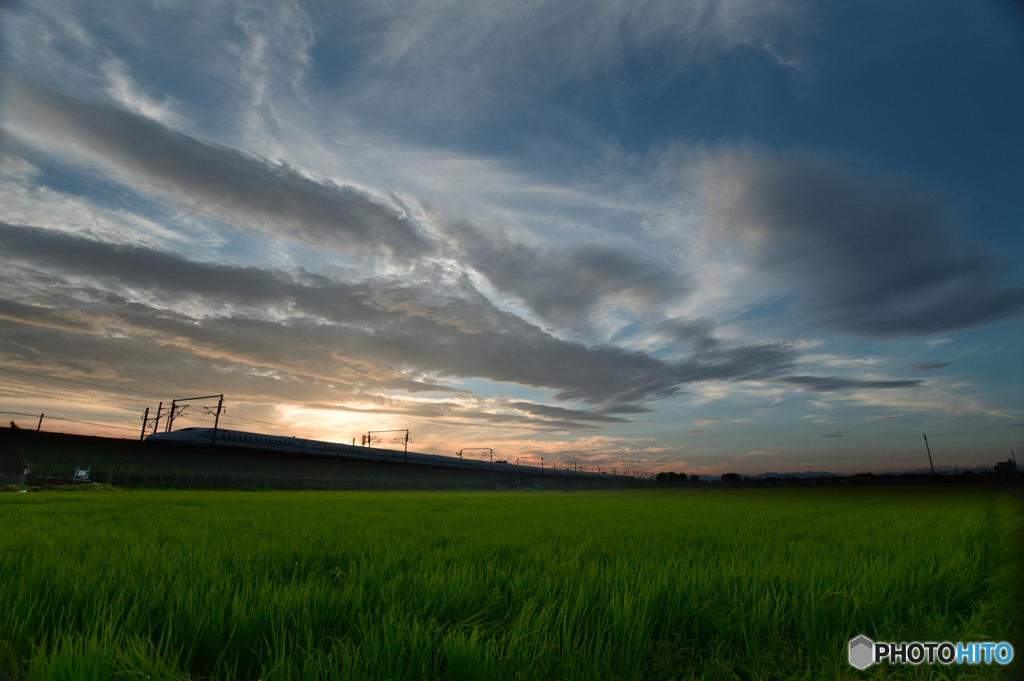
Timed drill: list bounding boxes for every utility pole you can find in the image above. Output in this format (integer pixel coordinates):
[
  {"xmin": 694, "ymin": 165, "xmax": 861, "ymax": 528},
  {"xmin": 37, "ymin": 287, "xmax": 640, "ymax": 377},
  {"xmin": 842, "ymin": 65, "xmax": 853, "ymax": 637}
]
[
  {"xmin": 140, "ymin": 402, "xmax": 163, "ymax": 440},
  {"xmin": 515, "ymin": 456, "xmax": 544, "ymax": 472},
  {"xmin": 166, "ymin": 400, "xmax": 177, "ymax": 432},
  {"xmin": 210, "ymin": 395, "xmax": 223, "ymax": 446},
  {"xmin": 165, "ymin": 394, "xmax": 223, "ymax": 434},
  {"xmin": 458, "ymin": 448, "xmax": 493, "ymax": 465},
  {"xmin": 36, "ymin": 413, "xmax": 44, "ymax": 431},
  {"xmin": 367, "ymin": 429, "xmax": 410, "ymax": 462},
  {"xmin": 923, "ymin": 434, "xmax": 935, "ymax": 475}
]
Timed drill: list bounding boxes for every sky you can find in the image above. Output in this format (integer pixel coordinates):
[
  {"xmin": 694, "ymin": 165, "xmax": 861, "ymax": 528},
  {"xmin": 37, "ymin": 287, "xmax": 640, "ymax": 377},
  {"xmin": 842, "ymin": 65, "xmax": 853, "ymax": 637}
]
[{"xmin": 1, "ymin": 0, "xmax": 1022, "ymax": 476}]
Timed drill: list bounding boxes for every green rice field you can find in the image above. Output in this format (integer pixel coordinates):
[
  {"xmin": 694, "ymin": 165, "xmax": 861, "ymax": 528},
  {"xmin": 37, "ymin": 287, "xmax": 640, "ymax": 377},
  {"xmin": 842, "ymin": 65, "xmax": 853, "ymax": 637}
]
[{"xmin": 0, "ymin": 486, "xmax": 1020, "ymax": 680}]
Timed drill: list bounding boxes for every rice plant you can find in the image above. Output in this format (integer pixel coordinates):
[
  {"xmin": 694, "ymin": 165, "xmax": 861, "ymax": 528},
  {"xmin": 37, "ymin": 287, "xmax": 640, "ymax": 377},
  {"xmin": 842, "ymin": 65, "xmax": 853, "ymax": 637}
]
[{"xmin": 0, "ymin": 486, "xmax": 1019, "ymax": 680}]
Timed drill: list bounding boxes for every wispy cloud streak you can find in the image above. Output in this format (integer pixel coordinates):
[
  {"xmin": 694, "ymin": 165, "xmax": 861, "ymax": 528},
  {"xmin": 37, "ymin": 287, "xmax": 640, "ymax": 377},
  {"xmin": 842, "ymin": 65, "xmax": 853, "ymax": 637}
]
[
  {"xmin": 0, "ymin": 223, "xmax": 797, "ymax": 411},
  {"xmin": 6, "ymin": 79, "xmax": 435, "ymax": 260}
]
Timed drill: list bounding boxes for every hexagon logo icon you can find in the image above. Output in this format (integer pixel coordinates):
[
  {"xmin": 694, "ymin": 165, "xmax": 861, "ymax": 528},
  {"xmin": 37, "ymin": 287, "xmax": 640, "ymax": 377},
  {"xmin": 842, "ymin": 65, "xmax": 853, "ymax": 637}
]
[{"xmin": 848, "ymin": 635, "xmax": 874, "ymax": 670}]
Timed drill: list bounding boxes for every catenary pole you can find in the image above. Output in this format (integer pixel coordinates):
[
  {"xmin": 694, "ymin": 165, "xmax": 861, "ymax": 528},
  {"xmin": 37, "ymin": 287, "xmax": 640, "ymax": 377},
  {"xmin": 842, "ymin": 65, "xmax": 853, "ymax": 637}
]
[{"xmin": 211, "ymin": 395, "xmax": 223, "ymax": 446}]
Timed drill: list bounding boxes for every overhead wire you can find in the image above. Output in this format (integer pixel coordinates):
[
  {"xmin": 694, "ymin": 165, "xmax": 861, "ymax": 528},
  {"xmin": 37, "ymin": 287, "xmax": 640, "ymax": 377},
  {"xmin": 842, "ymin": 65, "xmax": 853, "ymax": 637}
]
[
  {"xmin": 217, "ymin": 414, "xmax": 329, "ymax": 441},
  {"xmin": 0, "ymin": 403, "xmax": 142, "ymax": 422},
  {"xmin": 0, "ymin": 373, "xmax": 161, "ymax": 435},
  {"xmin": 0, "ymin": 369, "xmax": 364, "ymax": 441},
  {"xmin": 218, "ymin": 413, "xmax": 283, "ymax": 429},
  {"xmin": 0, "ymin": 378, "xmax": 148, "ymax": 409},
  {"xmin": 0, "ymin": 366, "xmax": 354, "ymax": 420},
  {"xmin": 0, "ymin": 367, "xmax": 173, "ymax": 398},
  {"xmin": 0, "ymin": 411, "xmax": 139, "ymax": 432},
  {"xmin": 222, "ymin": 403, "xmax": 281, "ymax": 415}
]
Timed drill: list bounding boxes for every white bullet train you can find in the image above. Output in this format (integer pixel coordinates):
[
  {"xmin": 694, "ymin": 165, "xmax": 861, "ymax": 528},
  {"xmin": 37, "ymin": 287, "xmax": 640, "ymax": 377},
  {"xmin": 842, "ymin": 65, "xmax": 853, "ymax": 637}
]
[{"xmin": 146, "ymin": 427, "xmax": 623, "ymax": 479}]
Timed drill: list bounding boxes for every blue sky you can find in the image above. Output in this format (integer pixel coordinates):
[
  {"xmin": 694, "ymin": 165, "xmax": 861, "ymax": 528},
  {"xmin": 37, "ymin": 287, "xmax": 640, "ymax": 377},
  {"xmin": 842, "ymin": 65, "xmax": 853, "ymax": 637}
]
[{"xmin": 1, "ymin": 0, "xmax": 1022, "ymax": 474}]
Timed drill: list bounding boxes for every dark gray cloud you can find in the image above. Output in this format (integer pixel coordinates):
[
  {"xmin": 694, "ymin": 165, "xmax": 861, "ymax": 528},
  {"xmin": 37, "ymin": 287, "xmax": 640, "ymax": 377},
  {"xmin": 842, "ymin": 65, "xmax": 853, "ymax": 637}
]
[
  {"xmin": 660, "ymin": 317, "xmax": 731, "ymax": 353},
  {"xmin": 0, "ymin": 311, "xmax": 611, "ymax": 434},
  {"xmin": 507, "ymin": 401, "xmax": 630, "ymax": 424},
  {"xmin": 905, "ymin": 362, "xmax": 949, "ymax": 371},
  {"xmin": 699, "ymin": 148, "xmax": 1024, "ymax": 337},
  {"xmin": 7, "ymin": 78, "xmax": 434, "ymax": 259},
  {"xmin": 302, "ymin": 400, "xmax": 610, "ymax": 432},
  {"xmin": 823, "ymin": 430, "xmax": 849, "ymax": 438},
  {"xmin": 779, "ymin": 375, "xmax": 923, "ymax": 392},
  {"xmin": 449, "ymin": 222, "xmax": 687, "ymax": 333},
  {"xmin": 0, "ymin": 223, "xmax": 795, "ymax": 411},
  {"xmin": 0, "ymin": 222, "xmax": 336, "ymax": 312},
  {"xmin": 658, "ymin": 316, "xmax": 797, "ymax": 391}
]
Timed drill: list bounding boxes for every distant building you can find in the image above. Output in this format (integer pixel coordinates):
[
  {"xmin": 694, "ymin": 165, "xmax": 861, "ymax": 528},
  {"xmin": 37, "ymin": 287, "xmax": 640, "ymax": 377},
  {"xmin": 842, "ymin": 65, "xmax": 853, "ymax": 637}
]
[{"xmin": 994, "ymin": 458, "xmax": 1019, "ymax": 481}]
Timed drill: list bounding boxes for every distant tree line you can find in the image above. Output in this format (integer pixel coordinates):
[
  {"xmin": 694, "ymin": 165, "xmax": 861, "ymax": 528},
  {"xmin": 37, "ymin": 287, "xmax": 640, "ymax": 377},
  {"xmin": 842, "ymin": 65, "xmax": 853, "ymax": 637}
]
[
  {"xmin": 656, "ymin": 472, "xmax": 748, "ymax": 484},
  {"xmin": 655, "ymin": 467, "xmax": 1018, "ymax": 486},
  {"xmin": 655, "ymin": 472, "xmax": 697, "ymax": 484}
]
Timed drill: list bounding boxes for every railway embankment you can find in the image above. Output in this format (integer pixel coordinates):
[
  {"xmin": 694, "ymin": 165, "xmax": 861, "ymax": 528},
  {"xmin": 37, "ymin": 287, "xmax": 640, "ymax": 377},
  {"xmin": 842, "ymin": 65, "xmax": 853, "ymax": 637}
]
[{"xmin": 0, "ymin": 429, "xmax": 646, "ymax": 491}]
